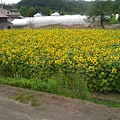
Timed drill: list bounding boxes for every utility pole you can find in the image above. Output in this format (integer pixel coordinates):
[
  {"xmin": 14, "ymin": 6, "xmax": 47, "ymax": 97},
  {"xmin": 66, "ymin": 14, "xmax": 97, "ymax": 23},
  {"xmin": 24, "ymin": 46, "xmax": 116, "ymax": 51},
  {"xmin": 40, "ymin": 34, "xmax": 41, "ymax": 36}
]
[
  {"xmin": 1, "ymin": 0, "xmax": 3, "ymax": 13},
  {"xmin": 1, "ymin": 0, "xmax": 2, "ymax": 7}
]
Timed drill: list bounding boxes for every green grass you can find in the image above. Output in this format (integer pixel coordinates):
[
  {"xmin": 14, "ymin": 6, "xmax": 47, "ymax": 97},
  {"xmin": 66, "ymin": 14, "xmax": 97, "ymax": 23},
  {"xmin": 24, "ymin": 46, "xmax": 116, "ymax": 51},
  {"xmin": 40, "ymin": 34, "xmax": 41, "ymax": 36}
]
[
  {"xmin": 0, "ymin": 76, "xmax": 92, "ymax": 101},
  {"xmin": 93, "ymin": 98, "xmax": 120, "ymax": 108},
  {"xmin": 0, "ymin": 76, "xmax": 120, "ymax": 108},
  {"xmin": 14, "ymin": 92, "xmax": 24, "ymax": 100},
  {"xmin": 14, "ymin": 92, "xmax": 40, "ymax": 106}
]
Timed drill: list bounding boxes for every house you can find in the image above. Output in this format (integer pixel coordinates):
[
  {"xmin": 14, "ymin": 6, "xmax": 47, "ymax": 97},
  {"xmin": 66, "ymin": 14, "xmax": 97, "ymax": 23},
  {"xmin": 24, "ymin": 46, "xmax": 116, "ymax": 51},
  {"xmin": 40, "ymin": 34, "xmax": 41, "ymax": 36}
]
[
  {"xmin": 0, "ymin": 12, "xmax": 12, "ymax": 29},
  {"xmin": 0, "ymin": 4, "xmax": 23, "ymax": 22}
]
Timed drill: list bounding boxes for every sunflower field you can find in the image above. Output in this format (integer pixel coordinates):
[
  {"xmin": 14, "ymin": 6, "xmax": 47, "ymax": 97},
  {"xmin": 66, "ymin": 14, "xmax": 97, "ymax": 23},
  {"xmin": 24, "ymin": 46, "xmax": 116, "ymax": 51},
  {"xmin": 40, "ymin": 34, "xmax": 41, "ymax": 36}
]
[{"xmin": 0, "ymin": 28, "xmax": 120, "ymax": 93}]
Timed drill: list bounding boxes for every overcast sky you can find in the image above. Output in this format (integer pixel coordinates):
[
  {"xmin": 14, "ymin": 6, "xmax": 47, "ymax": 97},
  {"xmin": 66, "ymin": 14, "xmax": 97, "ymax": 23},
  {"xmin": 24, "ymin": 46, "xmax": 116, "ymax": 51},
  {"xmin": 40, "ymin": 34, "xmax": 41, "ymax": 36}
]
[
  {"xmin": 1, "ymin": 0, "xmax": 93, "ymax": 4},
  {"xmin": 1, "ymin": 0, "xmax": 21, "ymax": 4}
]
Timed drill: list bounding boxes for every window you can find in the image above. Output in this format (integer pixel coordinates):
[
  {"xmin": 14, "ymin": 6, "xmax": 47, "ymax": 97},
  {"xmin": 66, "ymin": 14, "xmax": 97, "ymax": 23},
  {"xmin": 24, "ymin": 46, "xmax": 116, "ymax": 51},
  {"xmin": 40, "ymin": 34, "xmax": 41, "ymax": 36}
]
[{"xmin": 6, "ymin": 11, "xmax": 10, "ymax": 15}]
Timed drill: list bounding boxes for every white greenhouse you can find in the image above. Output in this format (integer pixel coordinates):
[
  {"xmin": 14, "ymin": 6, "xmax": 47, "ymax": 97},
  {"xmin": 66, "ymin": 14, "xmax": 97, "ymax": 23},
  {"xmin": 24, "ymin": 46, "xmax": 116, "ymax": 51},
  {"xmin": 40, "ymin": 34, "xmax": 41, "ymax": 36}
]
[{"xmin": 11, "ymin": 14, "xmax": 91, "ymax": 28}]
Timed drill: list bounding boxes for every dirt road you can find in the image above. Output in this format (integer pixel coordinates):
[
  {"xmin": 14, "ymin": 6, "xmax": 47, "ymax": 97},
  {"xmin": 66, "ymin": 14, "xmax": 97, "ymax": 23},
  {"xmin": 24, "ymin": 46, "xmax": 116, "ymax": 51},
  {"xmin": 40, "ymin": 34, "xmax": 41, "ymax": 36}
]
[{"xmin": 0, "ymin": 85, "xmax": 120, "ymax": 120}]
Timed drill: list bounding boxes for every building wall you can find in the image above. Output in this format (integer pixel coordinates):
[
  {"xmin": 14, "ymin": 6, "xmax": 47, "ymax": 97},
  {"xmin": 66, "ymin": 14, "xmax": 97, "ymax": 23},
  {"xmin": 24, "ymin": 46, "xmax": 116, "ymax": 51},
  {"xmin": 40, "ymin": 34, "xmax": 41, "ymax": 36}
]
[
  {"xmin": 0, "ymin": 18, "xmax": 7, "ymax": 22},
  {"xmin": 0, "ymin": 8, "xmax": 20, "ymax": 16},
  {"xmin": 0, "ymin": 18, "xmax": 12, "ymax": 29},
  {"xmin": 0, "ymin": 8, "xmax": 7, "ymax": 14},
  {"xmin": 0, "ymin": 7, "xmax": 21, "ymax": 22}
]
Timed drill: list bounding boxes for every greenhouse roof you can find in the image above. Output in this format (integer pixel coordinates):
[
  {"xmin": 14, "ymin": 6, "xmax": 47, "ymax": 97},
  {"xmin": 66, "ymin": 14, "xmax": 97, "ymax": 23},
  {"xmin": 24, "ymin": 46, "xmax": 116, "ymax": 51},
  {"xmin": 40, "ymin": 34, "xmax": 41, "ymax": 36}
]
[
  {"xmin": 33, "ymin": 12, "xmax": 42, "ymax": 17},
  {"xmin": 51, "ymin": 12, "xmax": 60, "ymax": 16}
]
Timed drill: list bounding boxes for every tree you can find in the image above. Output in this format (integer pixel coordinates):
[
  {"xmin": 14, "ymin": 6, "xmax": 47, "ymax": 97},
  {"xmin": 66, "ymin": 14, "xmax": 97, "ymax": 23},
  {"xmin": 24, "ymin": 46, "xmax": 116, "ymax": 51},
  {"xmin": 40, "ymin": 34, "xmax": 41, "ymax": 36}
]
[
  {"xmin": 87, "ymin": 0, "xmax": 113, "ymax": 28},
  {"xmin": 20, "ymin": 6, "xmax": 28, "ymax": 17},
  {"xmin": 28, "ymin": 7, "xmax": 36, "ymax": 17}
]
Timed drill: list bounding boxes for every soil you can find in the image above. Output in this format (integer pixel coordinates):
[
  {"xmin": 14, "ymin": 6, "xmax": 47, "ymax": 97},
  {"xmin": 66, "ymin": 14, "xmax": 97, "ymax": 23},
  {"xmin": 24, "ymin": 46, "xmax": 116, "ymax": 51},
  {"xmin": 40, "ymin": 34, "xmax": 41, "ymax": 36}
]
[
  {"xmin": 0, "ymin": 84, "xmax": 120, "ymax": 120},
  {"xmin": 104, "ymin": 24, "xmax": 120, "ymax": 29},
  {"xmin": 34, "ymin": 23, "xmax": 120, "ymax": 29}
]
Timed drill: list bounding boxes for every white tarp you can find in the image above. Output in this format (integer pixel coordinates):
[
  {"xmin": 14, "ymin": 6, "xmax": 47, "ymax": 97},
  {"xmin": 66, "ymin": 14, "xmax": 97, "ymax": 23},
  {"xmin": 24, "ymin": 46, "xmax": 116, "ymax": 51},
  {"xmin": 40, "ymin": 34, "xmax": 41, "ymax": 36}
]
[{"xmin": 116, "ymin": 14, "xmax": 119, "ymax": 20}]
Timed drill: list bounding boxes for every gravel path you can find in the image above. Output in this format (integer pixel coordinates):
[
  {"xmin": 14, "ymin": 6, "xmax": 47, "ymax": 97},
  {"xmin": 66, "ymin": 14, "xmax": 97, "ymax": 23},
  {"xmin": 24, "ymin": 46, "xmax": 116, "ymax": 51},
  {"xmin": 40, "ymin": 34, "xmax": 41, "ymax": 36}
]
[{"xmin": 0, "ymin": 85, "xmax": 120, "ymax": 120}]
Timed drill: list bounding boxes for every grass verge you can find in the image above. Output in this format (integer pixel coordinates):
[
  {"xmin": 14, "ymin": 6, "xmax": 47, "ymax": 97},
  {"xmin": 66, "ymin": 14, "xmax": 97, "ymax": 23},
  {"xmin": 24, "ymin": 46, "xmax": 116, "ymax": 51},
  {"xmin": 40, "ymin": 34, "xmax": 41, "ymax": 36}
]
[{"xmin": 0, "ymin": 76, "xmax": 120, "ymax": 108}]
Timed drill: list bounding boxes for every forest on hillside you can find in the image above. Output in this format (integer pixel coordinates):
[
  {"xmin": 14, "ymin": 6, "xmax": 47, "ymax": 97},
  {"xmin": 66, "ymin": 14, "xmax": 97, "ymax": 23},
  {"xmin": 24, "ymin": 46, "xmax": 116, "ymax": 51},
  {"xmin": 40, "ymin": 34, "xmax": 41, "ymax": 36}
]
[{"xmin": 14, "ymin": 0, "xmax": 120, "ymax": 17}]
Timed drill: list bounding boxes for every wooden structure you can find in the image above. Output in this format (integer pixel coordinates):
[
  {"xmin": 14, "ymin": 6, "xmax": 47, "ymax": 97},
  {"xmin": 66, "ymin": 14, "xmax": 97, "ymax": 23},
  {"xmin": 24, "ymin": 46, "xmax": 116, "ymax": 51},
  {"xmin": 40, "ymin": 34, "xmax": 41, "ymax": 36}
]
[
  {"xmin": 0, "ymin": 12, "xmax": 12, "ymax": 29},
  {"xmin": 0, "ymin": 4, "xmax": 22, "ymax": 22}
]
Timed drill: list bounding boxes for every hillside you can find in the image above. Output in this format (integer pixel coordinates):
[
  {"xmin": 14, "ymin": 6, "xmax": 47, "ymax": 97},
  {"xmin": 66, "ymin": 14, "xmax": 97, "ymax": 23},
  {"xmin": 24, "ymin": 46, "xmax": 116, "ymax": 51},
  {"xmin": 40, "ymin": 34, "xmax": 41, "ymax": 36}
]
[{"xmin": 15, "ymin": 0, "xmax": 89, "ymax": 16}]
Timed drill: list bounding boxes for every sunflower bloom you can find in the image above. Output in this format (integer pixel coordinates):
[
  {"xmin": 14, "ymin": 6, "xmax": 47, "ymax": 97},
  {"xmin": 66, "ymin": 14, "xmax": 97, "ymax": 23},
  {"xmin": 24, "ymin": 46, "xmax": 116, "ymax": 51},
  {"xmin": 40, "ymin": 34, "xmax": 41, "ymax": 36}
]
[
  {"xmin": 108, "ymin": 61, "xmax": 112, "ymax": 65},
  {"xmin": 114, "ymin": 56, "xmax": 119, "ymax": 61},
  {"xmin": 89, "ymin": 66, "xmax": 94, "ymax": 71},
  {"xmin": 78, "ymin": 63, "xmax": 82, "ymax": 67},
  {"xmin": 101, "ymin": 72, "xmax": 104, "ymax": 75},
  {"xmin": 112, "ymin": 68, "xmax": 117, "ymax": 73}
]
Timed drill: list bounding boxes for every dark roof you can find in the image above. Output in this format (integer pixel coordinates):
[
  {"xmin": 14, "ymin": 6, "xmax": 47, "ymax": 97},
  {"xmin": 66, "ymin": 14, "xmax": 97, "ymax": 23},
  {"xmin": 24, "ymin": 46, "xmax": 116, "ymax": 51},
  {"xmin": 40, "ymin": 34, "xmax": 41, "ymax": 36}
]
[
  {"xmin": 2, "ymin": 4, "xmax": 20, "ymax": 12},
  {"xmin": 7, "ymin": 15, "xmax": 21, "ymax": 18},
  {"xmin": 9, "ymin": 9, "xmax": 20, "ymax": 12},
  {"xmin": 0, "ymin": 12, "xmax": 8, "ymax": 18},
  {"xmin": 3, "ymin": 5, "xmax": 13, "ymax": 10}
]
